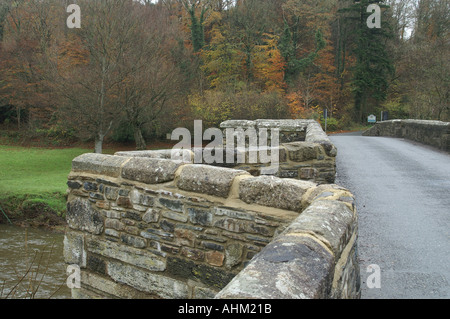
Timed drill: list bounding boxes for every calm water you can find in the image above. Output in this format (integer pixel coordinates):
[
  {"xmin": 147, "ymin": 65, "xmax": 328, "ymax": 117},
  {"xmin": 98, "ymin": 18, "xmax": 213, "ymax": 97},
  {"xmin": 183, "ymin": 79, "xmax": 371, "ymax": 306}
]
[{"xmin": 0, "ymin": 224, "xmax": 71, "ymax": 299}]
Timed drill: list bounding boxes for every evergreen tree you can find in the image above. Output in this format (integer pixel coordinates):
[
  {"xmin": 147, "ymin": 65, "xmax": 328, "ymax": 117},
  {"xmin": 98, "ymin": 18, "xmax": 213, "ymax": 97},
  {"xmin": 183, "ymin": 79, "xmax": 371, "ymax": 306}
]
[{"xmin": 340, "ymin": 0, "xmax": 395, "ymax": 123}]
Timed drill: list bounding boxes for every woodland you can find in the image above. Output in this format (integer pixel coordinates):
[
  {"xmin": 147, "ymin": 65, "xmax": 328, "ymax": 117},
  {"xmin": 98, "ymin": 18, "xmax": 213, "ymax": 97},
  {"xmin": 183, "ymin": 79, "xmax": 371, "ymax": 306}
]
[{"xmin": 0, "ymin": 0, "xmax": 448, "ymax": 152}]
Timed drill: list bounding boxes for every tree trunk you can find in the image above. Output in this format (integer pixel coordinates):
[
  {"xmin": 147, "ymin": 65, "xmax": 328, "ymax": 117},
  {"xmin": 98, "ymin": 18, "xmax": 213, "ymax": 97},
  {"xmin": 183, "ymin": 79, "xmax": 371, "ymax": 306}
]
[
  {"xmin": 134, "ymin": 126, "xmax": 147, "ymax": 151},
  {"xmin": 94, "ymin": 134, "xmax": 104, "ymax": 154},
  {"xmin": 16, "ymin": 106, "xmax": 21, "ymax": 130}
]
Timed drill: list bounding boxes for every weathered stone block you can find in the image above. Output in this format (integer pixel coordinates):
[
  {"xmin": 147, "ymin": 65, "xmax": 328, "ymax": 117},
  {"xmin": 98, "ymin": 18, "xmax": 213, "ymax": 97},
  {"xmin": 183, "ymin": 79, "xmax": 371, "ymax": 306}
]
[
  {"xmin": 220, "ymin": 120, "xmax": 256, "ymax": 129},
  {"xmin": 206, "ymin": 251, "xmax": 225, "ymax": 267},
  {"xmin": 177, "ymin": 165, "xmax": 249, "ymax": 198},
  {"xmin": 216, "ymin": 235, "xmax": 334, "ymax": 299},
  {"xmin": 167, "ymin": 257, "xmax": 237, "ymax": 290},
  {"xmin": 225, "ymin": 243, "xmax": 244, "ymax": 269},
  {"xmin": 284, "ymin": 142, "xmax": 320, "ymax": 162},
  {"xmin": 214, "ymin": 218, "xmax": 272, "ymax": 236},
  {"xmin": 239, "ymin": 176, "xmax": 316, "ymax": 212},
  {"xmin": 160, "ymin": 219, "xmax": 176, "ymax": 233},
  {"xmin": 79, "ymin": 271, "xmax": 156, "ymax": 299},
  {"xmin": 188, "ymin": 207, "xmax": 213, "ymax": 226},
  {"xmin": 286, "ymin": 200, "xmax": 356, "ymax": 261},
  {"xmin": 130, "ymin": 189, "xmax": 155, "ymax": 207},
  {"xmin": 83, "ymin": 181, "xmax": 98, "ymax": 192},
  {"xmin": 159, "ymin": 198, "xmax": 184, "ymax": 212},
  {"xmin": 120, "ymin": 234, "xmax": 147, "ymax": 249},
  {"xmin": 141, "ymin": 228, "xmax": 174, "ymax": 241},
  {"xmin": 142, "ymin": 208, "xmax": 160, "ymax": 223},
  {"xmin": 162, "ymin": 211, "xmax": 188, "ymax": 223},
  {"xmin": 87, "ymin": 255, "xmax": 107, "ymax": 276},
  {"xmin": 255, "ymin": 119, "xmax": 312, "ymax": 132},
  {"xmin": 122, "ymin": 210, "xmax": 142, "ymax": 221},
  {"xmin": 193, "ymin": 286, "xmax": 218, "ymax": 299},
  {"xmin": 175, "ymin": 228, "xmax": 197, "ymax": 247},
  {"xmin": 202, "ymin": 241, "xmax": 225, "ymax": 252},
  {"xmin": 72, "ymin": 153, "xmax": 129, "ymax": 177},
  {"xmin": 115, "ymin": 149, "xmax": 194, "ymax": 162},
  {"xmin": 122, "ymin": 158, "xmax": 184, "ymax": 184},
  {"xmin": 331, "ymin": 232, "xmax": 360, "ymax": 299},
  {"xmin": 213, "ymin": 207, "xmax": 254, "ymax": 221},
  {"xmin": 279, "ymin": 170, "xmax": 299, "ymax": 179},
  {"xmin": 63, "ymin": 231, "xmax": 86, "ymax": 267},
  {"xmin": 300, "ymin": 168, "xmax": 316, "ymax": 180},
  {"xmin": 105, "ymin": 218, "xmax": 125, "ymax": 231},
  {"xmin": 67, "ymin": 181, "xmax": 82, "ymax": 190},
  {"xmin": 181, "ymin": 247, "xmax": 205, "ymax": 261},
  {"xmin": 117, "ymin": 196, "xmax": 132, "ymax": 208},
  {"xmin": 86, "ymin": 236, "xmax": 165, "ymax": 272},
  {"xmin": 105, "ymin": 186, "xmax": 119, "ymax": 201},
  {"xmin": 66, "ymin": 198, "xmax": 104, "ymax": 235},
  {"xmin": 107, "ymin": 261, "xmax": 189, "ymax": 299}
]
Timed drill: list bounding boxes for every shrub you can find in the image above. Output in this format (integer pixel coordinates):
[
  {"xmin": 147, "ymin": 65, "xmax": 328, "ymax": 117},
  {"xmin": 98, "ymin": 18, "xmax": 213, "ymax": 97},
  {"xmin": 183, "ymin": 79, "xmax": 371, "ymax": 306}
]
[{"xmin": 324, "ymin": 117, "xmax": 339, "ymax": 132}]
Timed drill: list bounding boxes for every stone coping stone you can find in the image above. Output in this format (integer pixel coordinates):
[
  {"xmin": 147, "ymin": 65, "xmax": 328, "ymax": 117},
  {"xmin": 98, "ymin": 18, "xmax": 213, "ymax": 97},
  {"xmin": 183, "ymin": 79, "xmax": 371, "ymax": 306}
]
[
  {"xmin": 72, "ymin": 153, "xmax": 130, "ymax": 178},
  {"xmin": 400, "ymin": 119, "xmax": 450, "ymax": 127},
  {"xmin": 305, "ymin": 121, "xmax": 330, "ymax": 142},
  {"xmin": 215, "ymin": 234, "xmax": 334, "ymax": 299},
  {"xmin": 220, "ymin": 119, "xmax": 316, "ymax": 132},
  {"xmin": 256, "ymin": 119, "xmax": 315, "ymax": 131},
  {"xmin": 122, "ymin": 157, "xmax": 185, "ymax": 184},
  {"xmin": 305, "ymin": 122, "xmax": 337, "ymax": 157},
  {"xmin": 285, "ymin": 200, "xmax": 355, "ymax": 261},
  {"xmin": 239, "ymin": 176, "xmax": 316, "ymax": 212},
  {"xmin": 220, "ymin": 120, "xmax": 256, "ymax": 129},
  {"xmin": 366, "ymin": 119, "xmax": 450, "ymax": 130},
  {"xmin": 177, "ymin": 165, "xmax": 250, "ymax": 198},
  {"xmin": 115, "ymin": 149, "xmax": 194, "ymax": 162}
]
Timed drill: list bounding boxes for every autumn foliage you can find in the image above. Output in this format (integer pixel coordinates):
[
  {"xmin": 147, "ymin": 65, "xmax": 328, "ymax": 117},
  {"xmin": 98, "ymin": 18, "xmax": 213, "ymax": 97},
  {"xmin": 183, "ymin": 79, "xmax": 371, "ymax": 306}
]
[{"xmin": 0, "ymin": 0, "xmax": 448, "ymax": 151}]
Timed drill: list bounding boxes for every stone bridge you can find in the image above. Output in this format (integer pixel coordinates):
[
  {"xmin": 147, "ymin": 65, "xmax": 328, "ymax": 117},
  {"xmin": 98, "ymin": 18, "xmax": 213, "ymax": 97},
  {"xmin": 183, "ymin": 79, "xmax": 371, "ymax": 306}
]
[
  {"xmin": 64, "ymin": 120, "xmax": 360, "ymax": 299},
  {"xmin": 364, "ymin": 119, "xmax": 450, "ymax": 152}
]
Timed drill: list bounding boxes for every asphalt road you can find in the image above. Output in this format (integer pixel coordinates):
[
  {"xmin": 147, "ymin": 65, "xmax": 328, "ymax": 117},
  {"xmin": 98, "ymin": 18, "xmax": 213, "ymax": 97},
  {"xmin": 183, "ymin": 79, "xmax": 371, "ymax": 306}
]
[{"xmin": 330, "ymin": 132, "xmax": 450, "ymax": 299}]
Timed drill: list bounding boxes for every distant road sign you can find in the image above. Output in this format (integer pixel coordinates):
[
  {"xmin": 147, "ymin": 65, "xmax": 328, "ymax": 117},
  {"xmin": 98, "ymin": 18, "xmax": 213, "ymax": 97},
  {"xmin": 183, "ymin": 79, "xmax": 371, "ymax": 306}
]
[{"xmin": 368, "ymin": 115, "xmax": 377, "ymax": 124}]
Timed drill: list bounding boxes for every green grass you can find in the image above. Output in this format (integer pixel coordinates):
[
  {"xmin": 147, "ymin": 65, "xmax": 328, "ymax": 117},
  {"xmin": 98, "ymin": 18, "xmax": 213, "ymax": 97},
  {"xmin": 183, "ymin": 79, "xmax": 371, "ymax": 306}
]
[
  {"xmin": 0, "ymin": 146, "xmax": 90, "ymax": 195},
  {"xmin": 0, "ymin": 145, "xmax": 92, "ymax": 221}
]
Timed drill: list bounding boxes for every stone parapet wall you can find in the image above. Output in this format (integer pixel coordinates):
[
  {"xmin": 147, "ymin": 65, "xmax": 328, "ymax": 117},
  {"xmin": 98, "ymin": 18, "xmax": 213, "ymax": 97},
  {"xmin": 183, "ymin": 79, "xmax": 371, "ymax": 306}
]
[
  {"xmin": 216, "ymin": 197, "xmax": 360, "ymax": 299},
  {"xmin": 363, "ymin": 120, "xmax": 450, "ymax": 152},
  {"xmin": 64, "ymin": 153, "xmax": 360, "ymax": 299},
  {"xmin": 117, "ymin": 120, "xmax": 337, "ymax": 184}
]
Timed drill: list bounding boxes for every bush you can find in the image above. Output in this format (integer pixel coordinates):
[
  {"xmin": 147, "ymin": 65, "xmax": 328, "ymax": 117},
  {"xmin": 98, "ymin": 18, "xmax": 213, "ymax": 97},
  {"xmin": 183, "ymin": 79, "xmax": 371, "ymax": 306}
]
[
  {"xmin": 189, "ymin": 88, "xmax": 290, "ymax": 128},
  {"xmin": 324, "ymin": 117, "xmax": 339, "ymax": 132},
  {"xmin": 111, "ymin": 121, "xmax": 135, "ymax": 143}
]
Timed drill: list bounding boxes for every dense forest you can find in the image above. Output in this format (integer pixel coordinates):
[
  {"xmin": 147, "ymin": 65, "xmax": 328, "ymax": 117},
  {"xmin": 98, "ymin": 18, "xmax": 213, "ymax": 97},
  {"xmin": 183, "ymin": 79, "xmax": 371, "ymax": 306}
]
[{"xmin": 0, "ymin": 0, "xmax": 448, "ymax": 152}]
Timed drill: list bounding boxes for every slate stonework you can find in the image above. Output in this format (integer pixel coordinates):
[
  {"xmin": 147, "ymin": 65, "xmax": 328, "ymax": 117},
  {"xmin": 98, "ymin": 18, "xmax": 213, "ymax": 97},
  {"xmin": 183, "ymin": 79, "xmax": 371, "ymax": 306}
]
[{"xmin": 64, "ymin": 119, "xmax": 358, "ymax": 300}]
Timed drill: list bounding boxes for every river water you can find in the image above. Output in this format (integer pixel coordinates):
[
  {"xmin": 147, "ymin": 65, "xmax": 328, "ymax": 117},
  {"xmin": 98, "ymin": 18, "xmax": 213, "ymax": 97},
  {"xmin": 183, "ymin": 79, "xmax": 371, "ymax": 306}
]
[{"xmin": 0, "ymin": 224, "xmax": 72, "ymax": 299}]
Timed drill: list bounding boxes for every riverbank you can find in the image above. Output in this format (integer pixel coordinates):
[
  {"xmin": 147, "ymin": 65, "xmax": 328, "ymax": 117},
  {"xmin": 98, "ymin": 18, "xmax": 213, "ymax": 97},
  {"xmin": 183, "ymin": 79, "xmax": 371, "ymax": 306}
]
[
  {"xmin": 0, "ymin": 193, "xmax": 67, "ymax": 232},
  {"xmin": 0, "ymin": 141, "xmax": 174, "ymax": 231},
  {"xmin": 0, "ymin": 145, "xmax": 88, "ymax": 232}
]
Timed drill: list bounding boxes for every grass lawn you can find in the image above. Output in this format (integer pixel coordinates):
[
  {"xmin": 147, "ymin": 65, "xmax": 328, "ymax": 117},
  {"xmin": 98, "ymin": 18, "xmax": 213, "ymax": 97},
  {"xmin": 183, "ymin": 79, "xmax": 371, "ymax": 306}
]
[
  {"xmin": 0, "ymin": 145, "xmax": 92, "ymax": 222},
  {"xmin": 0, "ymin": 141, "xmax": 173, "ymax": 225}
]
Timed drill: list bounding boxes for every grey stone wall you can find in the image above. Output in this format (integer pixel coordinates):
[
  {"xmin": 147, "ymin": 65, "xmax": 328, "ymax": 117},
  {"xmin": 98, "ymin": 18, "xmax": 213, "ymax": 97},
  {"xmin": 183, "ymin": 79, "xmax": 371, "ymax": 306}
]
[
  {"xmin": 117, "ymin": 120, "xmax": 337, "ymax": 185},
  {"xmin": 64, "ymin": 152, "xmax": 360, "ymax": 299},
  {"xmin": 216, "ymin": 185, "xmax": 360, "ymax": 299},
  {"xmin": 363, "ymin": 120, "xmax": 450, "ymax": 152}
]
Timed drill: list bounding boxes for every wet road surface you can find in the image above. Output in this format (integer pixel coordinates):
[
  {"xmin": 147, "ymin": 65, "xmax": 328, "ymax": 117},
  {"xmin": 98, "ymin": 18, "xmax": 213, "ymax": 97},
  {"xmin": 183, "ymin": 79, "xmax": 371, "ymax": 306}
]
[{"xmin": 330, "ymin": 132, "xmax": 450, "ymax": 299}]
